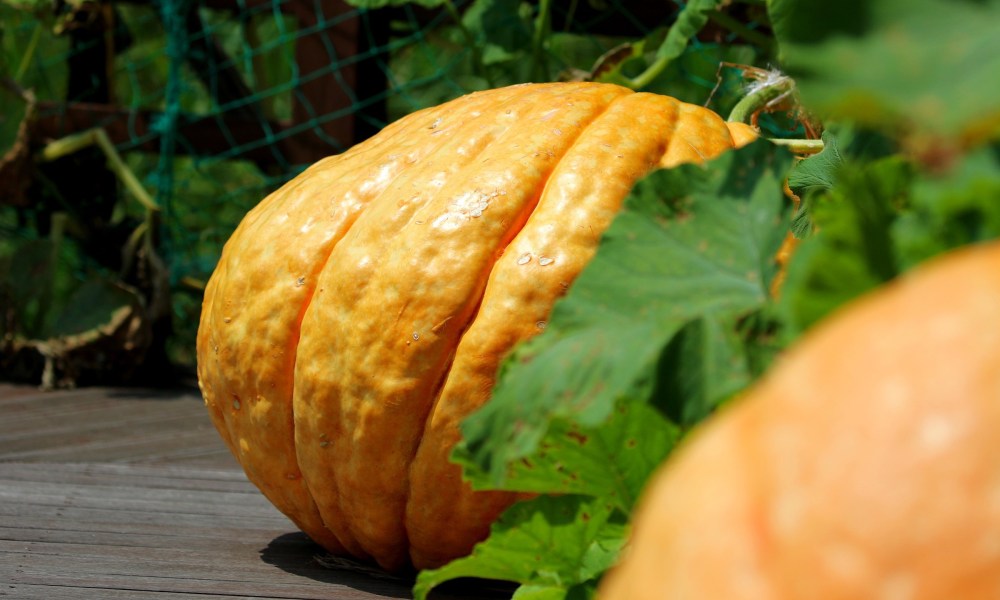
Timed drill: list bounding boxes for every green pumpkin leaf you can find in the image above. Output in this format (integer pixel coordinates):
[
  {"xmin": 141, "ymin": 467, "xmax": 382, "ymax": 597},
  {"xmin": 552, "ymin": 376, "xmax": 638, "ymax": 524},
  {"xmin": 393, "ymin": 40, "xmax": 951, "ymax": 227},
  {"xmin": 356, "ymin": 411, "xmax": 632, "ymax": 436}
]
[
  {"xmin": 461, "ymin": 0, "xmax": 533, "ymax": 67},
  {"xmin": 458, "ymin": 140, "xmax": 793, "ymax": 487},
  {"xmin": 460, "ymin": 400, "xmax": 680, "ymax": 513},
  {"xmin": 1, "ymin": 238, "xmax": 55, "ymax": 337},
  {"xmin": 785, "ymin": 126, "xmax": 901, "ymax": 239},
  {"xmin": 49, "ymin": 278, "xmax": 142, "ymax": 338},
  {"xmin": 652, "ymin": 0, "xmax": 722, "ymax": 62},
  {"xmin": 653, "ymin": 314, "xmax": 756, "ymax": 429},
  {"xmin": 779, "ymin": 143, "xmax": 1000, "ymax": 341},
  {"xmin": 787, "ymin": 129, "xmax": 843, "ymax": 198},
  {"xmin": 413, "ymin": 495, "xmax": 622, "ymax": 600},
  {"xmin": 510, "ymin": 584, "xmax": 586, "ymax": 600},
  {"xmin": 777, "ymin": 156, "xmax": 912, "ymax": 337}
]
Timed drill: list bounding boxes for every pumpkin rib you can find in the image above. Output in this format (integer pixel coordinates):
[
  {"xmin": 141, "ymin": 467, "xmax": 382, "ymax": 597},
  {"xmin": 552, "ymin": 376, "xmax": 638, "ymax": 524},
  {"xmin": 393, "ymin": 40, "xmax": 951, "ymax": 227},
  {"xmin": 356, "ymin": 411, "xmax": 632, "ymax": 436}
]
[
  {"xmin": 200, "ymin": 171, "xmax": 379, "ymax": 556},
  {"xmin": 406, "ymin": 87, "xmax": 631, "ymax": 428},
  {"xmin": 289, "ymin": 92, "xmax": 527, "ymax": 563},
  {"xmin": 283, "ymin": 86, "xmax": 543, "ymax": 562},
  {"xmin": 396, "ymin": 87, "xmax": 635, "ymax": 553},
  {"xmin": 404, "ymin": 90, "xmax": 695, "ymax": 568},
  {"xmin": 660, "ymin": 100, "xmax": 741, "ymax": 168},
  {"xmin": 294, "ymin": 84, "xmax": 634, "ymax": 571},
  {"xmin": 197, "ymin": 88, "xmax": 499, "ymax": 559},
  {"xmin": 198, "ymin": 226, "xmax": 349, "ymax": 552},
  {"xmin": 385, "ymin": 84, "xmax": 631, "ymax": 561},
  {"xmin": 197, "ymin": 263, "xmax": 235, "ymax": 453}
]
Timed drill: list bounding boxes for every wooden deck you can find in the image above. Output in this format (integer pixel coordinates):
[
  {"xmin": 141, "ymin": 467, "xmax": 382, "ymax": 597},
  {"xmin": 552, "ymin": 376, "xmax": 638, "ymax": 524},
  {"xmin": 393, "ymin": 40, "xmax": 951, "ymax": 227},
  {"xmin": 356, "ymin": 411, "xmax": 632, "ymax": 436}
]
[{"xmin": 0, "ymin": 383, "xmax": 511, "ymax": 599}]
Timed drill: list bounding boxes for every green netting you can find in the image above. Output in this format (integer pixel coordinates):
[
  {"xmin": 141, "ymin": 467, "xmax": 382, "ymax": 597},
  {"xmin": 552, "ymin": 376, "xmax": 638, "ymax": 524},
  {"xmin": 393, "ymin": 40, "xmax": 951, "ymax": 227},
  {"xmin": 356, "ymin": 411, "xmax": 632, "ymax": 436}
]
[{"xmin": 0, "ymin": 0, "xmax": 773, "ymax": 377}]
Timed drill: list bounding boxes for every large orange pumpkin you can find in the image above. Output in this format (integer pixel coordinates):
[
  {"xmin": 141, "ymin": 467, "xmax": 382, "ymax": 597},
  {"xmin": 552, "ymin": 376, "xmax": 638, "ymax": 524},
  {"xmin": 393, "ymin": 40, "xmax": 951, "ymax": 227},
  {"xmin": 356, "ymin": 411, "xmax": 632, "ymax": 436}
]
[
  {"xmin": 196, "ymin": 82, "xmax": 755, "ymax": 572},
  {"xmin": 598, "ymin": 241, "xmax": 1000, "ymax": 599}
]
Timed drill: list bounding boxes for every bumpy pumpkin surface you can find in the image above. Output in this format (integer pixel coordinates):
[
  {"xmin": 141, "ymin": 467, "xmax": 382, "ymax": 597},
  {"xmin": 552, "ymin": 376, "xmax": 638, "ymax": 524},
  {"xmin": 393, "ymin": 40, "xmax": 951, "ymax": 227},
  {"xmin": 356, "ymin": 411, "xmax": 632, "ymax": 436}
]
[
  {"xmin": 599, "ymin": 241, "xmax": 1000, "ymax": 600},
  {"xmin": 196, "ymin": 82, "xmax": 753, "ymax": 571}
]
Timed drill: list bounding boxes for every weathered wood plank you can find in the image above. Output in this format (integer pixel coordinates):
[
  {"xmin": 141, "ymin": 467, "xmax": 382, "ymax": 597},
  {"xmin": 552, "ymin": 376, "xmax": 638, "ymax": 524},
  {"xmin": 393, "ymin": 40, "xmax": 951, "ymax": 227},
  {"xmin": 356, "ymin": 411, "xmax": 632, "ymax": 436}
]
[
  {"xmin": 0, "ymin": 582, "xmax": 243, "ymax": 600},
  {"xmin": 0, "ymin": 385, "xmax": 512, "ymax": 599},
  {"xmin": 3, "ymin": 539, "xmax": 410, "ymax": 596},
  {"xmin": 0, "ymin": 462, "xmax": 250, "ymax": 492},
  {"xmin": 0, "ymin": 461, "xmax": 498, "ymax": 599},
  {"xmin": 0, "ymin": 479, "xmax": 275, "ymax": 517},
  {"xmin": 0, "ymin": 383, "xmax": 236, "ymax": 469}
]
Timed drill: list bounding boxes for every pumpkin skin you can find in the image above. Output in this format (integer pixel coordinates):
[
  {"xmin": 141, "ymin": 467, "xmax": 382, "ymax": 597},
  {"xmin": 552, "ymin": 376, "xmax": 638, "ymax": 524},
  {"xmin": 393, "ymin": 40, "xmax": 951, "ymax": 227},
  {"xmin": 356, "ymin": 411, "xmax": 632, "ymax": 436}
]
[
  {"xmin": 196, "ymin": 82, "xmax": 754, "ymax": 572},
  {"xmin": 598, "ymin": 241, "xmax": 1000, "ymax": 600}
]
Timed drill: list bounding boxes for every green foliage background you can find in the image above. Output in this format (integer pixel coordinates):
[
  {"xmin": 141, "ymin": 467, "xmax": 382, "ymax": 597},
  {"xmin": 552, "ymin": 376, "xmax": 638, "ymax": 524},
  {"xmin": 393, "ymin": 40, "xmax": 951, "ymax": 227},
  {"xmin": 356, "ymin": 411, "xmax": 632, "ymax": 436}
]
[
  {"xmin": 0, "ymin": 0, "xmax": 772, "ymax": 373},
  {"xmin": 3, "ymin": 0, "xmax": 999, "ymax": 596}
]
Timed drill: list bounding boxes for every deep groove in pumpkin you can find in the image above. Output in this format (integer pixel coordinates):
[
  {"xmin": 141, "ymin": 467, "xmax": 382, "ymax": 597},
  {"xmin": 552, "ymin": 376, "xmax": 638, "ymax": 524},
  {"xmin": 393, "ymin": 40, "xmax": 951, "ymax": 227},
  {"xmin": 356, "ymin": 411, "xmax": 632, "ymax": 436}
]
[
  {"xmin": 276, "ymin": 97, "xmax": 479, "ymax": 559},
  {"xmin": 401, "ymin": 90, "xmax": 628, "ymax": 565},
  {"xmin": 292, "ymin": 87, "xmax": 569, "ymax": 568},
  {"xmin": 377, "ymin": 86, "xmax": 617, "ymax": 566}
]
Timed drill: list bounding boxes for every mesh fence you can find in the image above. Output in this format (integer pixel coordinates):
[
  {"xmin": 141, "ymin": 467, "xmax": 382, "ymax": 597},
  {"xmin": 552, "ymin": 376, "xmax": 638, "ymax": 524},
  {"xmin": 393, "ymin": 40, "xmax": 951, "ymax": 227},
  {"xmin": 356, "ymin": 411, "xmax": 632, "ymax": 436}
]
[{"xmin": 0, "ymin": 0, "xmax": 773, "ymax": 378}]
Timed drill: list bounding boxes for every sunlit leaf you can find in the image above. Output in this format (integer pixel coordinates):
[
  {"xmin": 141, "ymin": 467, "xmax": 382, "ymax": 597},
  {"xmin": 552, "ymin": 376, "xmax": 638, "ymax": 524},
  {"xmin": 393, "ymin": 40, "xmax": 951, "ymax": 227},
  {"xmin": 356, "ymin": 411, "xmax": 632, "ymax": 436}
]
[
  {"xmin": 459, "ymin": 141, "xmax": 792, "ymax": 486},
  {"xmin": 413, "ymin": 495, "xmax": 622, "ymax": 600}
]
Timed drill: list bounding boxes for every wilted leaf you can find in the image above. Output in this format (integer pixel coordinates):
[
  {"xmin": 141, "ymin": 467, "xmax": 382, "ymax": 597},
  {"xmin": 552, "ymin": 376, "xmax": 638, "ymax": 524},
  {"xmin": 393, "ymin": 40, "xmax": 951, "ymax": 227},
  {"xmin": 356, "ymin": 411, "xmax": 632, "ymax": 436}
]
[{"xmin": 49, "ymin": 278, "xmax": 142, "ymax": 338}]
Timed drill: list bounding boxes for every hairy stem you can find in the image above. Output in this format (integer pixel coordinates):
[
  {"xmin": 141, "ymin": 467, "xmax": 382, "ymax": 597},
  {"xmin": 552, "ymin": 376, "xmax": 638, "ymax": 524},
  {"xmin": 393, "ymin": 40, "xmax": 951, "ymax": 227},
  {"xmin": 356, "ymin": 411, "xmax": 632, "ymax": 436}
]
[
  {"xmin": 727, "ymin": 74, "xmax": 795, "ymax": 124},
  {"xmin": 768, "ymin": 138, "xmax": 825, "ymax": 155}
]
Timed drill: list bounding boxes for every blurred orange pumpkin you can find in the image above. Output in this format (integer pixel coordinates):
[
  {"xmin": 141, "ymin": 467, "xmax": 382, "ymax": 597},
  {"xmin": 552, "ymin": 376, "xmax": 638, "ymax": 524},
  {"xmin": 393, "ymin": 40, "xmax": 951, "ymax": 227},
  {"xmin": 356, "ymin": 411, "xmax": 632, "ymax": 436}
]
[{"xmin": 599, "ymin": 241, "xmax": 1000, "ymax": 600}]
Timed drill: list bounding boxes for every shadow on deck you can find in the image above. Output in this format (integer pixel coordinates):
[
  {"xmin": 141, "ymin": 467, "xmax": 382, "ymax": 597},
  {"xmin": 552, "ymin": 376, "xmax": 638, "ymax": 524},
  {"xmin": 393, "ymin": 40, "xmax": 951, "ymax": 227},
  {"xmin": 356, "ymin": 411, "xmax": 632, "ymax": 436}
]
[{"xmin": 0, "ymin": 383, "xmax": 512, "ymax": 599}]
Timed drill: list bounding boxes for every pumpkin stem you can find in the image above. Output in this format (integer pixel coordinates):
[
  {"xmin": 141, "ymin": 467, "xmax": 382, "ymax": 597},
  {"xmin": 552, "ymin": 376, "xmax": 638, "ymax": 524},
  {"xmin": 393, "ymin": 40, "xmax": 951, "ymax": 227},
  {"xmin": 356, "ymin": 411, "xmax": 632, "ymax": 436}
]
[
  {"xmin": 767, "ymin": 138, "xmax": 825, "ymax": 155},
  {"xmin": 727, "ymin": 71, "xmax": 795, "ymax": 126},
  {"xmin": 726, "ymin": 71, "xmax": 824, "ymax": 155}
]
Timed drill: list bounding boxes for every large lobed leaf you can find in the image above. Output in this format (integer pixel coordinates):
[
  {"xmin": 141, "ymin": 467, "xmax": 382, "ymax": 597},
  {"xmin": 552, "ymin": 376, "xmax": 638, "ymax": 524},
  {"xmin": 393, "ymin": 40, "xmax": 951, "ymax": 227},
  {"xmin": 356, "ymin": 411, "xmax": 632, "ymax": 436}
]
[
  {"xmin": 417, "ymin": 141, "xmax": 794, "ymax": 599},
  {"xmin": 467, "ymin": 401, "xmax": 681, "ymax": 513},
  {"xmin": 413, "ymin": 494, "xmax": 624, "ymax": 600},
  {"xmin": 456, "ymin": 140, "xmax": 793, "ymax": 487}
]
